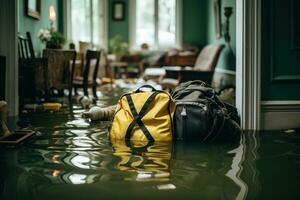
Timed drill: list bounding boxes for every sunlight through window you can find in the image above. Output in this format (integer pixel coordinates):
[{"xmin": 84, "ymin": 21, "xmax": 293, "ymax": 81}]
[{"xmin": 133, "ymin": 0, "xmax": 179, "ymax": 49}]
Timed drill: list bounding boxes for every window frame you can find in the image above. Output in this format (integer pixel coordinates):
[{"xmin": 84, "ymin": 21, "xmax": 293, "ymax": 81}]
[
  {"xmin": 129, "ymin": 0, "xmax": 182, "ymax": 51},
  {"xmin": 64, "ymin": 0, "xmax": 108, "ymax": 50}
]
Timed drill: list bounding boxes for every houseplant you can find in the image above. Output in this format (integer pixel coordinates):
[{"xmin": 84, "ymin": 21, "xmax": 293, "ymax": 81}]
[
  {"xmin": 109, "ymin": 35, "xmax": 129, "ymax": 60},
  {"xmin": 38, "ymin": 28, "xmax": 66, "ymax": 49}
]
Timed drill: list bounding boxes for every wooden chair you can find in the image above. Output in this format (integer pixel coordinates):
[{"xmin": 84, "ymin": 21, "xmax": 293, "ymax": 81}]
[
  {"xmin": 160, "ymin": 44, "xmax": 225, "ymax": 90},
  {"xmin": 43, "ymin": 49, "xmax": 76, "ymax": 100},
  {"xmin": 18, "ymin": 32, "xmax": 35, "ymax": 59},
  {"xmin": 18, "ymin": 32, "xmax": 48, "ymax": 104},
  {"xmin": 120, "ymin": 54, "xmax": 143, "ymax": 78},
  {"xmin": 72, "ymin": 49, "xmax": 102, "ymax": 98}
]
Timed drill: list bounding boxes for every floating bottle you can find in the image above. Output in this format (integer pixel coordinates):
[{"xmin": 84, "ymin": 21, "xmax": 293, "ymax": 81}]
[{"xmin": 23, "ymin": 104, "xmax": 43, "ymax": 111}]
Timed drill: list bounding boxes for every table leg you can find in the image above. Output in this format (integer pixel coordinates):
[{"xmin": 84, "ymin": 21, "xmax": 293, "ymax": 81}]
[{"xmin": 43, "ymin": 59, "xmax": 49, "ymax": 101}]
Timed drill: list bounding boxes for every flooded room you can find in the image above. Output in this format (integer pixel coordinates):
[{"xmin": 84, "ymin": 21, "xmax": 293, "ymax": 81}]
[{"xmin": 1, "ymin": 0, "xmax": 300, "ymax": 199}]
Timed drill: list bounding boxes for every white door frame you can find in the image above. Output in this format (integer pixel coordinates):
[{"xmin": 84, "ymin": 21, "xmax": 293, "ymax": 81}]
[{"xmin": 236, "ymin": 0, "xmax": 261, "ymax": 130}]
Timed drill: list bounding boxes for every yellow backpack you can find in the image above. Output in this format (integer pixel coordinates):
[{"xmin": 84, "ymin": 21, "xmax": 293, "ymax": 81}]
[{"xmin": 110, "ymin": 85, "xmax": 175, "ymax": 143}]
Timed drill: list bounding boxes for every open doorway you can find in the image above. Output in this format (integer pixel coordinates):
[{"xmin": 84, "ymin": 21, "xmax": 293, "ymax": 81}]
[{"xmin": 0, "ymin": 0, "xmax": 262, "ymax": 130}]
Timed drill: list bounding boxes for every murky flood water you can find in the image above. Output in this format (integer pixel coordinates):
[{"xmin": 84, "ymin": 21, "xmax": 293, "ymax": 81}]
[{"xmin": 1, "ymin": 86, "xmax": 300, "ymax": 200}]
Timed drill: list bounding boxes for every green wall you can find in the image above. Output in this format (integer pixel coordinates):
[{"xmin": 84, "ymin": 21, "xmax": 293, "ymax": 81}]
[
  {"xmin": 206, "ymin": 0, "xmax": 236, "ymax": 70},
  {"xmin": 18, "ymin": 0, "xmax": 62, "ymax": 56},
  {"xmin": 108, "ymin": 0, "xmax": 129, "ymax": 44},
  {"xmin": 261, "ymin": 0, "xmax": 300, "ymax": 100},
  {"xmin": 182, "ymin": 0, "xmax": 207, "ymax": 47}
]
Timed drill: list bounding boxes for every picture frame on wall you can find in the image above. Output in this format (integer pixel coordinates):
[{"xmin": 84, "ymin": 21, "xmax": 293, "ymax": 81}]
[
  {"xmin": 26, "ymin": 0, "xmax": 41, "ymax": 20},
  {"xmin": 112, "ymin": 1, "xmax": 125, "ymax": 21}
]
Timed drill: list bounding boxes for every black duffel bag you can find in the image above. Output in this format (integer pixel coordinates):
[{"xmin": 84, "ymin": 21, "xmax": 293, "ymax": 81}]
[{"xmin": 171, "ymin": 80, "xmax": 240, "ymax": 142}]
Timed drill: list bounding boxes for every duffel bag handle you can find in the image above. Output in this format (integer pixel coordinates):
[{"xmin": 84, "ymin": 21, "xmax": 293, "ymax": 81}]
[
  {"xmin": 135, "ymin": 85, "xmax": 157, "ymax": 92},
  {"xmin": 172, "ymin": 85, "xmax": 215, "ymax": 99}
]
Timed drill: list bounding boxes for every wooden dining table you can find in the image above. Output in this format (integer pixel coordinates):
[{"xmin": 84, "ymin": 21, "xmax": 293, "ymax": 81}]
[{"xmin": 42, "ymin": 49, "xmax": 77, "ymax": 99}]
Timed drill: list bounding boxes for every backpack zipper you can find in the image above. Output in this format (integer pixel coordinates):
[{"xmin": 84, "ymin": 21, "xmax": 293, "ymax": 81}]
[
  {"xmin": 177, "ymin": 102, "xmax": 209, "ymax": 141},
  {"xmin": 176, "ymin": 101, "xmax": 207, "ymax": 111},
  {"xmin": 178, "ymin": 106, "xmax": 187, "ymax": 140}
]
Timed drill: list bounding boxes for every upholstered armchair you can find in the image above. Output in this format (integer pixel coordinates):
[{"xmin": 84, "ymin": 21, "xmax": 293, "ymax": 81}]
[{"xmin": 160, "ymin": 44, "xmax": 224, "ymax": 90}]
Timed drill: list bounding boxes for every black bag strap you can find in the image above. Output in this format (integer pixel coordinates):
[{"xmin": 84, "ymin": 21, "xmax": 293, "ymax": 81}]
[
  {"xmin": 125, "ymin": 92, "xmax": 159, "ymax": 142},
  {"xmin": 135, "ymin": 85, "xmax": 157, "ymax": 93},
  {"xmin": 201, "ymin": 110, "xmax": 226, "ymax": 142}
]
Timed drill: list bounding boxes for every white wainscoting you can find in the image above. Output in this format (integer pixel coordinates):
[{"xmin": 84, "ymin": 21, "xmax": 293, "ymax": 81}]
[{"xmin": 261, "ymin": 101, "xmax": 300, "ymax": 130}]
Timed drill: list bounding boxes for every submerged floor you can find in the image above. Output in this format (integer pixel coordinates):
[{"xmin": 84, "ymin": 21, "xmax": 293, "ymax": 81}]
[{"xmin": 1, "ymin": 85, "xmax": 300, "ymax": 200}]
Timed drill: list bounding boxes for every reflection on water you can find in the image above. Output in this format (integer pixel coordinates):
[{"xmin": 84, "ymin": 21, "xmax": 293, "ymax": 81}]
[
  {"xmin": 1, "ymin": 87, "xmax": 300, "ymax": 199},
  {"xmin": 2, "ymin": 131, "xmax": 253, "ymax": 200},
  {"xmin": 14, "ymin": 139, "xmax": 249, "ymax": 198},
  {"xmin": 112, "ymin": 140, "xmax": 172, "ymax": 182}
]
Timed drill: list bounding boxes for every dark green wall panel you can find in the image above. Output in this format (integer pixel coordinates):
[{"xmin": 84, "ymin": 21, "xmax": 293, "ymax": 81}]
[
  {"xmin": 261, "ymin": 0, "xmax": 300, "ymax": 100},
  {"xmin": 182, "ymin": 0, "xmax": 207, "ymax": 47},
  {"xmin": 108, "ymin": 0, "xmax": 129, "ymax": 44},
  {"xmin": 18, "ymin": 0, "xmax": 61, "ymax": 56},
  {"xmin": 292, "ymin": 0, "xmax": 300, "ymax": 49}
]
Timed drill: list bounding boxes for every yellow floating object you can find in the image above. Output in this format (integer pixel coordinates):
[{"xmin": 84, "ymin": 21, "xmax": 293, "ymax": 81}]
[
  {"xmin": 102, "ymin": 77, "xmax": 113, "ymax": 84},
  {"xmin": 42, "ymin": 103, "xmax": 62, "ymax": 111}
]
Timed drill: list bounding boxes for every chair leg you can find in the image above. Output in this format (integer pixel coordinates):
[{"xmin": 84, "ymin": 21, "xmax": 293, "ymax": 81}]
[
  {"xmin": 43, "ymin": 60, "xmax": 49, "ymax": 101},
  {"xmin": 68, "ymin": 86, "xmax": 72, "ymax": 100},
  {"xmin": 92, "ymin": 86, "xmax": 97, "ymax": 99},
  {"xmin": 74, "ymin": 86, "xmax": 78, "ymax": 95},
  {"xmin": 84, "ymin": 85, "xmax": 88, "ymax": 96}
]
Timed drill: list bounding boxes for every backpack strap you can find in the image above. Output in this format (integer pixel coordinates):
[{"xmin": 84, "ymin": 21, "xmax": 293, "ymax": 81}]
[{"xmin": 125, "ymin": 92, "xmax": 159, "ymax": 142}]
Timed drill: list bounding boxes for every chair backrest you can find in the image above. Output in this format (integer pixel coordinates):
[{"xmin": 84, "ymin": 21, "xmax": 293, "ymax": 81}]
[
  {"xmin": 83, "ymin": 49, "xmax": 101, "ymax": 83},
  {"xmin": 194, "ymin": 44, "xmax": 224, "ymax": 71},
  {"xmin": 79, "ymin": 41, "xmax": 91, "ymax": 54},
  {"xmin": 43, "ymin": 49, "xmax": 77, "ymax": 89},
  {"xmin": 18, "ymin": 32, "xmax": 35, "ymax": 60}
]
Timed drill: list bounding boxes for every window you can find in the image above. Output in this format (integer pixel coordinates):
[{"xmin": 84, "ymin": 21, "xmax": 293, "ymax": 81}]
[
  {"xmin": 131, "ymin": 0, "xmax": 181, "ymax": 50},
  {"xmin": 69, "ymin": 0, "xmax": 107, "ymax": 49}
]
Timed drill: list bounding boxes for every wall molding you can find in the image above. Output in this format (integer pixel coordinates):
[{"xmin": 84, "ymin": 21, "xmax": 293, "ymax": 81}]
[
  {"xmin": 215, "ymin": 68, "xmax": 236, "ymax": 75},
  {"xmin": 176, "ymin": 0, "xmax": 183, "ymax": 49},
  {"xmin": 261, "ymin": 101, "xmax": 300, "ymax": 130},
  {"xmin": 271, "ymin": 75, "xmax": 300, "ymax": 82},
  {"xmin": 261, "ymin": 101, "xmax": 300, "ymax": 112},
  {"xmin": 63, "ymin": 1, "xmax": 71, "ymax": 42},
  {"xmin": 236, "ymin": 0, "xmax": 261, "ymax": 130}
]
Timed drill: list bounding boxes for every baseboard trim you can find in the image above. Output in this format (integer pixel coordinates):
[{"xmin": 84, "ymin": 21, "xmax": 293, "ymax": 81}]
[
  {"xmin": 261, "ymin": 101, "xmax": 300, "ymax": 130},
  {"xmin": 215, "ymin": 68, "xmax": 236, "ymax": 75}
]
